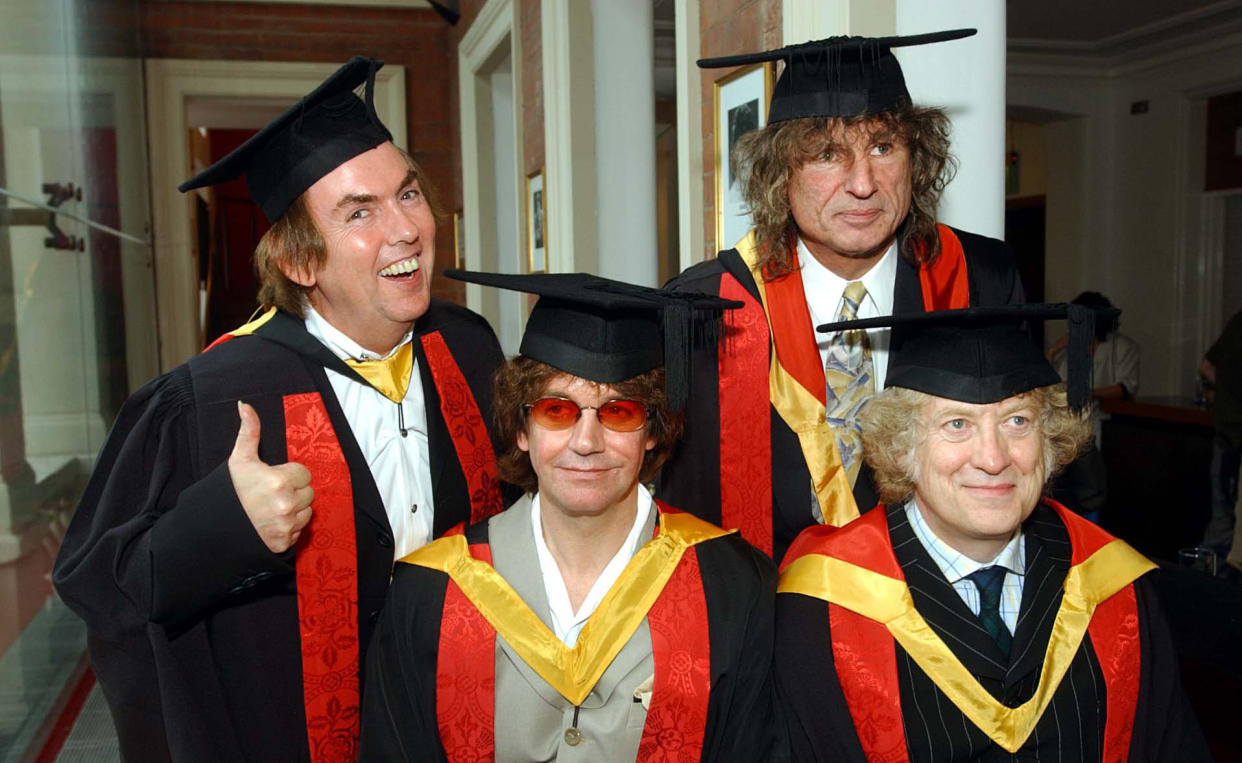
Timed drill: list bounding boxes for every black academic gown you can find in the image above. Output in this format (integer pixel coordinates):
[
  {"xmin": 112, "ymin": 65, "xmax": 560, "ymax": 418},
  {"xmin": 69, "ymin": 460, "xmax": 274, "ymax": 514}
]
[
  {"xmin": 52, "ymin": 302, "xmax": 511, "ymax": 763},
  {"xmin": 775, "ymin": 503, "xmax": 1210, "ymax": 762},
  {"xmin": 359, "ymin": 505, "xmax": 781, "ymax": 762},
  {"xmin": 657, "ymin": 226, "xmax": 1024, "ymax": 561}
]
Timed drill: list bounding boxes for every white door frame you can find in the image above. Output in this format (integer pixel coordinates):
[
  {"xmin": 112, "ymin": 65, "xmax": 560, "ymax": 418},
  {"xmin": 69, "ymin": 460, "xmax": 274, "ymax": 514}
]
[
  {"xmin": 458, "ymin": 0, "xmax": 524, "ymax": 330},
  {"xmin": 145, "ymin": 58, "xmax": 406, "ymax": 370}
]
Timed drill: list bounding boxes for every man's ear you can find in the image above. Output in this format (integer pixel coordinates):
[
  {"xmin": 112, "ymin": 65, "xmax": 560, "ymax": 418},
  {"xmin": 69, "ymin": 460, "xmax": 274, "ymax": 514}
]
[
  {"xmin": 279, "ymin": 258, "xmax": 317, "ymax": 288},
  {"xmin": 517, "ymin": 429, "xmax": 530, "ymax": 454}
]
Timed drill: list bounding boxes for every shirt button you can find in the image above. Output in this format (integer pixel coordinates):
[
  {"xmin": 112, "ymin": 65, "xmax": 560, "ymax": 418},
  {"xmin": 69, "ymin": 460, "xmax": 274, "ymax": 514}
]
[
  {"xmin": 410, "ymin": 503, "xmax": 418, "ymax": 514},
  {"xmin": 563, "ymin": 727, "xmax": 582, "ymax": 746}
]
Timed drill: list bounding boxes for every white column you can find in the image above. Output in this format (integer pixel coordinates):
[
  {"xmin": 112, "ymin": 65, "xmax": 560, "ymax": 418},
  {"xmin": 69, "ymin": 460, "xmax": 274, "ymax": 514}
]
[
  {"xmin": 894, "ymin": 0, "xmax": 1006, "ymax": 239},
  {"xmin": 591, "ymin": 0, "xmax": 658, "ymax": 286}
]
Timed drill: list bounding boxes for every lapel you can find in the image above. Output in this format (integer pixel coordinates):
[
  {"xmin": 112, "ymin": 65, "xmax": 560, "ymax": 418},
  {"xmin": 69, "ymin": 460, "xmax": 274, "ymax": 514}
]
[
  {"xmin": 489, "ymin": 497, "xmax": 658, "ymax": 708},
  {"xmin": 1007, "ymin": 504, "xmax": 1072, "ymax": 685},
  {"xmin": 892, "ymin": 253, "xmax": 925, "ymax": 315},
  {"xmin": 887, "ymin": 505, "xmax": 1009, "ymax": 681},
  {"xmin": 256, "ymin": 311, "xmax": 390, "ymax": 535},
  {"xmin": 414, "ymin": 337, "xmax": 457, "ymax": 538}
]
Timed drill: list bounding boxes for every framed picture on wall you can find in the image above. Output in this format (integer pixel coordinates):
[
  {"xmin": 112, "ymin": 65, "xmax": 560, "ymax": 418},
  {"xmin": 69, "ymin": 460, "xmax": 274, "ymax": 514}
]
[
  {"xmin": 527, "ymin": 170, "xmax": 547, "ymax": 272},
  {"xmin": 713, "ymin": 62, "xmax": 774, "ymax": 251},
  {"xmin": 453, "ymin": 210, "xmax": 464, "ymax": 269}
]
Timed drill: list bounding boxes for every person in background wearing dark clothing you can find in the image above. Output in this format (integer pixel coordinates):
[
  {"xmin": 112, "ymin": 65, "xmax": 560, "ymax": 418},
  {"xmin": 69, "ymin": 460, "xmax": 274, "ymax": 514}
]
[
  {"xmin": 1201, "ymin": 308, "xmax": 1242, "ymax": 573},
  {"xmin": 659, "ymin": 30, "xmax": 1024, "ymax": 562},
  {"xmin": 1046, "ymin": 291, "xmax": 1140, "ymax": 519},
  {"xmin": 1048, "ymin": 291, "xmax": 1141, "ymax": 399},
  {"xmin": 53, "ymin": 58, "xmax": 511, "ymax": 762},
  {"xmin": 776, "ymin": 304, "xmax": 1209, "ymax": 762}
]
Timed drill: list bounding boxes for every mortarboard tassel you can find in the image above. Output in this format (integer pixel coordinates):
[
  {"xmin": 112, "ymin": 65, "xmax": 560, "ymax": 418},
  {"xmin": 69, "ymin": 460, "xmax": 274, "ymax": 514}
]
[{"xmin": 1065, "ymin": 304, "xmax": 1096, "ymax": 410}]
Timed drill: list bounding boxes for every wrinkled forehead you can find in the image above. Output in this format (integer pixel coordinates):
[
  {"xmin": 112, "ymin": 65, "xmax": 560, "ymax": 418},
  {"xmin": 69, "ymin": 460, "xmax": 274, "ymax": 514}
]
[{"xmin": 918, "ymin": 390, "xmax": 1042, "ymax": 421}]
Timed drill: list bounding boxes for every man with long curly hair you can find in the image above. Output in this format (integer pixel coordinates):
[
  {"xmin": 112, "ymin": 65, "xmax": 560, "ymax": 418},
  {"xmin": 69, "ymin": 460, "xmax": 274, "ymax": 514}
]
[
  {"xmin": 360, "ymin": 271, "xmax": 782, "ymax": 762},
  {"xmin": 776, "ymin": 306, "xmax": 1207, "ymax": 761},
  {"xmin": 659, "ymin": 31, "xmax": 1025, "ymax": 561}
]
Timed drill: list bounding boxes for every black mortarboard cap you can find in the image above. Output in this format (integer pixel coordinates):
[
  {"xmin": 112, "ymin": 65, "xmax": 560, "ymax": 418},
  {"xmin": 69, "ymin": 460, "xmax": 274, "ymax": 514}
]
[
  {"xmin": 445, "ymin": 270, "xmax": 742, "ymax": 411},
  {"xmin": 698, "ymin": 29, "xmax": 976, "ymax": 124},
  {"xmin": 816, "ymin": 304, "xmax": 1120, "ymax": 410},
  {"xmin": 178, "ymin": 56, "xmax": 393, "ymax": 223}
]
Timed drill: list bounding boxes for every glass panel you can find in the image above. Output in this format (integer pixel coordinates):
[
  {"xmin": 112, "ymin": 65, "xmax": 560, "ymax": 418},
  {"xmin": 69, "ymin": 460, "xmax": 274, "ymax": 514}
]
[{"xmin": 0, "ymin": 0, "xmax": 149, "ymax": 758}]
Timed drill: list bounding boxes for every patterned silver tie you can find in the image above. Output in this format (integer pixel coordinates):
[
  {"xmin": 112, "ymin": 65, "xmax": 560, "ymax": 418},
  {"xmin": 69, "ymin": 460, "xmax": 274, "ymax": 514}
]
[{"xmin": 823, "ymin": 281, "xmax": 874, "ymax": 487}]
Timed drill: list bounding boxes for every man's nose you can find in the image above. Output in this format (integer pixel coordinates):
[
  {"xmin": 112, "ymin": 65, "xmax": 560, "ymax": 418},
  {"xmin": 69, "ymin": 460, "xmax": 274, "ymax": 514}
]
[
  {"xmin": 388, "ymin": 201, "xmax": 422, "ymax": 244},
  {"xmin": 569, "ymin": 409, "xmax": 606, "ymax": 455},
  {"xmin": 972, "ymin": 426, "xmax": 1011, "ymax": 474},
  {"xmin": 844, "ymin": 156, "xmax": 878, "ymax": 198}
]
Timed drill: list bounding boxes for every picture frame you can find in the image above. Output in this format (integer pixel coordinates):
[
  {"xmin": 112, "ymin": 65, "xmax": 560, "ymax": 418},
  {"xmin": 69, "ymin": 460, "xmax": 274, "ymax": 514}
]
[
  {"xmin": 452, "ymin": 210, "xmax": 464, "ymax": 269},
  {"xmin": 526, "ymin": 169, "xmax": 547, "ymax": 272},
  {"xmin": 713, "ymin": 62, "xmax": 775, "ymax": 251}
]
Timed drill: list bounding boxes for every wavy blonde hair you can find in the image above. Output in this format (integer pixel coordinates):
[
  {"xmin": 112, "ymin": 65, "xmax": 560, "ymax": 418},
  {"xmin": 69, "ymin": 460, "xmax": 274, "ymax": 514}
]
[
  {"xmin": 733, "ymin": 104, "xmax": 954, "ymax": 278},
  {"xmin": 859, "ymin": 385, "xmax": 1092, "ymax": 505}
]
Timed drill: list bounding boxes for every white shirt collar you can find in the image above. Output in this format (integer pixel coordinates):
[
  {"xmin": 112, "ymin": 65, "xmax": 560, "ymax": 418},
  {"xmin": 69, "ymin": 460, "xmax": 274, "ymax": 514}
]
[
  {"xmin": 905, "ymin": 499, "xmax": 1026, "ymax": 584},
  {"xmin": 302, "ymin": 303, "xmax": 413, "ymax": 362},
  {"xmin": 797, "ymin": 237, "xmax": 897, "ymax": 321},
  {"xmin": 531, "ymin": 487, "xmax": 654, "ymax": 647}
]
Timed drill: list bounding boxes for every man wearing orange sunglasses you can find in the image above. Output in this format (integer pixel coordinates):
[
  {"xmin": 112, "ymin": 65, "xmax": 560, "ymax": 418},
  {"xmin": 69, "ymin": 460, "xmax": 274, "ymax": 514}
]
[{"xmin": 359, "ymin": 271, "xmax": 783, "ymax": 762}]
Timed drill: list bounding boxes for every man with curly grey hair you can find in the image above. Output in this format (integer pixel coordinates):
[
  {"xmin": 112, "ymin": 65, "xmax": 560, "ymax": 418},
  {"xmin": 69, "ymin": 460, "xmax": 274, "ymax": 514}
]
[
  {"xmin": 659, "ymin": 31, "xmax": 1025, "ymax": 561},
  {"xmin": 775, "ymin": 305, "xmax": 1207, "ymax": 761}
]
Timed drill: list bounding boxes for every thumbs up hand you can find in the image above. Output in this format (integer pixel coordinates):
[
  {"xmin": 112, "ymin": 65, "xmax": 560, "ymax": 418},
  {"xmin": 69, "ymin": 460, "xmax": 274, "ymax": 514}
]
[{"xmin": 228, "ymin": 401, "xmax": 314, "ymax": 554}]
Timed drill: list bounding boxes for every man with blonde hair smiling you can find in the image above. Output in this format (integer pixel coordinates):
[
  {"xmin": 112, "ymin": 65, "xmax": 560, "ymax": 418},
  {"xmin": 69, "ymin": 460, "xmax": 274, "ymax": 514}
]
[{"xmin": 776, "ymin": 305, "xmax": 1207, "ymax": 761}]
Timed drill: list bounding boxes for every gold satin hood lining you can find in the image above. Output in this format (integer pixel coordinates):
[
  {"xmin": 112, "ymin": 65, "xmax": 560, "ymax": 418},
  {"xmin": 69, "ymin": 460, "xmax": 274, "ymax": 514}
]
[
  {"xmin": 402, "ymin": 511, "xmax": 730, "ymax": 706},
  {"xmin": 736, "ymin": 232, "xmax": 859, "ymax": 526},
  {"xmin": 778, "ymin": 539, "xmax": 1155, "ymax": 752}
]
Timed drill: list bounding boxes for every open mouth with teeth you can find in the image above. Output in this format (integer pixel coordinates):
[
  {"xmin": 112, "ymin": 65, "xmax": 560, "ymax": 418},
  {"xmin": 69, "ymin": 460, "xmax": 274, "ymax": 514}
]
[{"xmin": 378, "ymin": 257, "xmax": 420, "ymax": 280}]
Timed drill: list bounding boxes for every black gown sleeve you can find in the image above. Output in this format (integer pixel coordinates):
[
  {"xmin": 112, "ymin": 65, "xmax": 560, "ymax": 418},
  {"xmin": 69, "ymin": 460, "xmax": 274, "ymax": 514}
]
[
  {"xmin": 358, "ymin": 563, "xmax": 449, "ymax": 762},
  {"xmin": 53, "ymin": 366, "xmax": 293, "ymax": 638},
  {"xmin": 1128, "ymin": 574, "xmax": 1212, "ymax": 762},
  {"xmin": 773, "ymin": 592, "xmax": 869, "ymax": 763},
  {"xmin": 697, "ymin": 537, "xmax": 786, "ymax": 761}
]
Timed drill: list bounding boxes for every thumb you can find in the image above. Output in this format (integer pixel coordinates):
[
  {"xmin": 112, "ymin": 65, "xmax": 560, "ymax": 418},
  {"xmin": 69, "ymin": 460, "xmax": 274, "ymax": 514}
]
[{"xmin": 231, "ymin": 401, "xmax": 263, "ymax": 463}]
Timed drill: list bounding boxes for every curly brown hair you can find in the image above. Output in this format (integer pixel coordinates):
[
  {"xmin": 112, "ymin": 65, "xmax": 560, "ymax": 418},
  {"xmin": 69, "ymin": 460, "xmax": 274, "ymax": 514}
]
[
  {"xmin": 733, "ymin": 104, "xmax": 954, "ymax": 278},
  {"xmin": 253, "ymin": 146, "xmax": 444, "ymax": 317},
  {"xmin": 860, "ymin": 385, "xmax": 1092, "ymax": 506},
  {"xmin": 492, "ymin": 357, "xmax": 684, "ymax": 494}
]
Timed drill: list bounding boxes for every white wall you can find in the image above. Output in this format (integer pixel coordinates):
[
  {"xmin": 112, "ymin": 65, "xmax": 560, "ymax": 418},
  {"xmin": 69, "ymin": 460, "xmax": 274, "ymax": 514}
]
[{"xmin": 1010, "ymin": 28, "xmax": 1242, "ymax": 396}]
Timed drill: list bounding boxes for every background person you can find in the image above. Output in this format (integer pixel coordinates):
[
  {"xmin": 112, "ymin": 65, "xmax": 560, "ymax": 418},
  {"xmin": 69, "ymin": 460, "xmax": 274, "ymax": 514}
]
[
  {"xmin": 53, "ymin": 58, "xmax": 511, "ymax": 762},
  {"xmin": 360, "ymin": 272, "xmax": 780, "ymax": 762},
  {"xmin": 1200, "ymin": 308, "xmax": 1242, "ymax": 572}
]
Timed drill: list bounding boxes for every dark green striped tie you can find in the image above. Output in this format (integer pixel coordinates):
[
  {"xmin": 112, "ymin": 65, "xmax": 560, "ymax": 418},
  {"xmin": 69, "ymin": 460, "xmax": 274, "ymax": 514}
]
[{"xmin": 967, "ymin": 565, "xmax": 1012, "ymax": 659}]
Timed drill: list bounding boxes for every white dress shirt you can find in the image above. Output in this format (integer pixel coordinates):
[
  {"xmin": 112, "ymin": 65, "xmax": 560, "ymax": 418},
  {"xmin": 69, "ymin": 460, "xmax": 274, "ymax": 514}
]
[
  {"xmin": 798, "ymin": 237, "xmax": 898, "ymax": 390},
  {"xmin": 303, "ymin": 305, "xmax": 435, "ymax": 561},
  {"xmin": 906, "ymin": 500, "xmax": 1025, "ymax": 635},
  {"xmin": 531, "ymin": 487, "xmax": 654, "ymax": 647}
]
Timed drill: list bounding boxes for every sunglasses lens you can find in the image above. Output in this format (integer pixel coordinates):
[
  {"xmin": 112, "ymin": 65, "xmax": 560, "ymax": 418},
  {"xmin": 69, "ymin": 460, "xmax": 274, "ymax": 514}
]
[
  {"xmin": 596, "ymin": 400, "xmax": 648, "ymax": 432},
  {"xmin": 528, "ymin": 397, "xmax": 581, "ymax": 430}
]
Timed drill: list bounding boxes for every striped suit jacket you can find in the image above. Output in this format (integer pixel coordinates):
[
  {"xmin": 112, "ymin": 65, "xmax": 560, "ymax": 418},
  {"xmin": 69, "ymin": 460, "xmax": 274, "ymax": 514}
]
[{"xmin": 775, "ymin": 502, "xmax": 1209, "ymax": 762}]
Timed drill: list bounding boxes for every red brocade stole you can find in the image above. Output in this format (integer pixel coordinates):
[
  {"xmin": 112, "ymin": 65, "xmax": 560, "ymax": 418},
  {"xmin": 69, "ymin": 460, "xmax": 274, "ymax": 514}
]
[
  {"xmin": 285, "ymin": 393, "xmax": 360, "ymax": 763},
  {"xmin": 420, "ymin": 331, "xmax": 504, "ymax": 523},
  {"xmin": 788, "ymin": 504, "xmax": 1144, "ymax": 761},
  {"xmin": 435, "ymin": 510, "xmax": 714, "ymax": 762},
  {"xmin": 437, "ymin": 537, "xmax": 499, "ymax": 761},
  {"xmin": 717, "ymin": 226, "xmax": 972, "ymax": 552}
]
